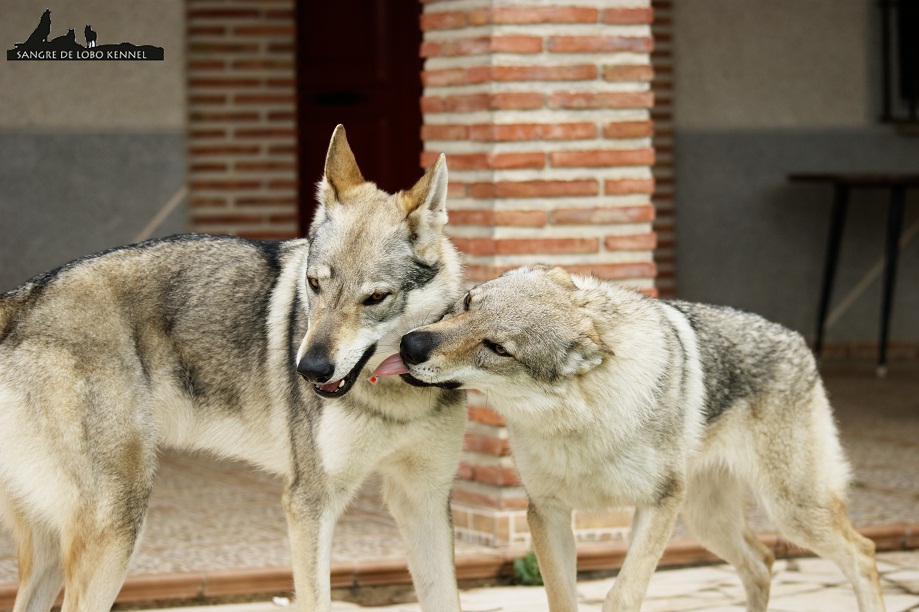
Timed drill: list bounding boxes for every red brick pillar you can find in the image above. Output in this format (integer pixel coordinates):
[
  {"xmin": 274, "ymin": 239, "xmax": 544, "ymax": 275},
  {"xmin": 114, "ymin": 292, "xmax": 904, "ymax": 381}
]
[
  {"xmin": 420, "ymin": 0, "xmax": 656, "ymax": 546},
  {"xmin": 651, "ymin": 0, "xmax": 675, "ymax": 297}
]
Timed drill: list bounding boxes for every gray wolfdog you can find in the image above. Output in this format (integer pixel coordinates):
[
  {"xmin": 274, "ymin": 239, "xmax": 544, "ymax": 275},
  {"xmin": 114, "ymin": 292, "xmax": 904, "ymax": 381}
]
[
  {"xmin": 0, "ymin": 126, "xmax": 467, "ymax": 611},
  {"xmin": 375, "ymin": 265, "xmax": 885, "ymax": 612}
]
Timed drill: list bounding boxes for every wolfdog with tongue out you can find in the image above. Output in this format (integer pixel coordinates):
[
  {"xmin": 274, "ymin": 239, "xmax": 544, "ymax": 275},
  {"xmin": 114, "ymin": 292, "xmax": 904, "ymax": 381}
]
[
  {"xmin": 0, "ymin": 125, "xmax": 467, "ymax": 611},
  {"xmin": 376, "ymin": 265, "xmax": 885, "ymax": 612}
]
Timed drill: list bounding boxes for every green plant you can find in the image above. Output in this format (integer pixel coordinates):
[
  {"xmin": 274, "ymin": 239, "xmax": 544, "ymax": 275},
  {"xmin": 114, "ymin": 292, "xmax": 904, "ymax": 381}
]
[{"xmin": 512, "ymin": 551, "xmax": 543, "ymax": 586}]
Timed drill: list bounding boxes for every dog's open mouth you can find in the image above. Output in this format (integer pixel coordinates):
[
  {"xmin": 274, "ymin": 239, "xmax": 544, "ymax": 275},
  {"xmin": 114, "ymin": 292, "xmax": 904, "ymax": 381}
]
[
  {"xmin": 400, "ymin": 373, "xmax": 461, "ymax": 389},
  {"xmin": 311, "ymin": 344, "xmax": 376, "ymax": 398}
]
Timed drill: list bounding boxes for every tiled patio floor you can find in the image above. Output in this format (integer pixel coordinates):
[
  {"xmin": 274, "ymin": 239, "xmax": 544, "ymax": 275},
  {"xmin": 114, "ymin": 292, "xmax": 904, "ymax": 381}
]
[
  {"xmin": 140, "ymin": 550, "xmax": 919, "ymax": 611},
  {"xmin": 1, "ymin": 358, "xmax": 917, "ymax": 607}
]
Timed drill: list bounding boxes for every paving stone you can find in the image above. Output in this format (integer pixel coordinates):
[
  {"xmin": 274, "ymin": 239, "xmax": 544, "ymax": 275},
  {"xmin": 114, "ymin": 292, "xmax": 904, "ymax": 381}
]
[
  {"xmin": 881, "ymin": 552, "xmax": 919, "ymax": 569},
  {"xmin": 767, "ymin": 581, "xmax": 825, "ymax": 598},
  {"xmin": 773, "ymin": 571, "xmax": 849, "ymax": 587},
  {"xmin": 885, "ymin": 569, "xmax": 919, "ymax": 593},
  {"xmin": 769, "ymin": 587, "xmax": 919, "ymax": 612},
  {"xmin": 640, "ymin": 593, "xmax": 737, "ymax": 612},
  {"xmin": 878, "ymin": 559, "xmax": 905, "ymax": 573}
]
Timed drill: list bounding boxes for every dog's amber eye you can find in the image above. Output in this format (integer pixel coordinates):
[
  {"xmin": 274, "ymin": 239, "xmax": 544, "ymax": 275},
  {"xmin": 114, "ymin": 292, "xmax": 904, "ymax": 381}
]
[
  {"xmin": 484, "ymin": 339, "xmax": 511, "ymax": 357},
  {"xmin": 307, "ymin": 277, "xmax": 320, "ymax": 292},
  {"xmin": 463, "ymin": 293, "xmax": 471, "ymax": 311},
  {"xmin": 363, "ymin": 291, "xmax": 389, "ymax": 305}
]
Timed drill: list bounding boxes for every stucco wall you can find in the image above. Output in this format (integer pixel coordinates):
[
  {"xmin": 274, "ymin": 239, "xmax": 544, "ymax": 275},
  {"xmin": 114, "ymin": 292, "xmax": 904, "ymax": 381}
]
[
  {"xmin": 0, "ymin": 0, "xmax": 187, "ymax": 292},
  {"xmin": 673, "ymin": 0, "xmax": 919, "ymax": 347}
]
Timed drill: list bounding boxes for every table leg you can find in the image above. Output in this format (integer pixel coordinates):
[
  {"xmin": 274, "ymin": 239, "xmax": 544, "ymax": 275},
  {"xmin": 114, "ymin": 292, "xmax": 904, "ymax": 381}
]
[
  {"xmin": 877, "ymin": 186, "xmax": 905, "ymax": 377},
  {"xmin": 814, "ymin": 184, "xmax": 849, "ymax": 358}
]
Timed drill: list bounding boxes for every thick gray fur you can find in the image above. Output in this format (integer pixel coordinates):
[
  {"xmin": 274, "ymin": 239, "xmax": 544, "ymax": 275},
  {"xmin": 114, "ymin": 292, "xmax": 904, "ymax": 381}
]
[
  {"xmin": 398, "ymin": 264, "xmax": 885, "ymax": 612},
  {"xmin": 0, "ymin": 126, "xmax": 467, "ymax": 612}
]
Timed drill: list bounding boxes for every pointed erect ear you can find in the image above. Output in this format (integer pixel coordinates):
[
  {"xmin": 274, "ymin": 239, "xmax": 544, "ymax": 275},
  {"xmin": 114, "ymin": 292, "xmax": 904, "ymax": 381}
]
[
  {"xmin": 323, "ymin": 124, "xmax": 364, "ymax": 200},
  {"xmin": 530, "ymin": 265, "xmax": 577, "ymax": 290},
  {"xmin": 399, "ymin": 153, "xmax": 448, "ymax": 226},
  {"xmin": 398, "ymin": 154, "xmax": 449, "ymax": 264},
  {"xmin": 559, "ymin": 331, "xmax": 611, "ymax": 377}
]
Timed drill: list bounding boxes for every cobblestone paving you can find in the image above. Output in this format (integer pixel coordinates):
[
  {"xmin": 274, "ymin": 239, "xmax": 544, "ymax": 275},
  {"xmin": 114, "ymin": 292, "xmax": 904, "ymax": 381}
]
[{"xmin": 1, "ymin": 360, "xmax": 917, "ymax": 584}]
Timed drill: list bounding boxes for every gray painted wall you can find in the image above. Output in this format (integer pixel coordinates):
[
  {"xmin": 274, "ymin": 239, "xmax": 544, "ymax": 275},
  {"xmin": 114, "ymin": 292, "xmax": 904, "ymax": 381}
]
[
  {"xmin": 673, "ymin": 0, "xmax": 919, "ymax": 345},
  {"xmin": 0, "ymin": 133, "xmax": 187, "ymax": 290},
  {"xmin": 1, "ymin": 0, "xmax": 186, "ymax": 292}
]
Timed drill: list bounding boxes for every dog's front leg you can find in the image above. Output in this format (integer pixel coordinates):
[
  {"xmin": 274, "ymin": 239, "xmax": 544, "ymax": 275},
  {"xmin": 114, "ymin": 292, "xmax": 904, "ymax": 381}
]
[
  {"xmin": 383, "ymin": 471, "xmax": 461, "ymax": 611},
  {"xmin": 603, "ymin": 493, "xmax": 684, "ymax": 612},
  {"xmin": 283, "ymin": 484, "xmax": 341, "ymax": 612},
  {"xmin": 378, "ymin": 416, "xmax": 464, "ymax": 612},
  {"xmin": 528, "ymin": 499, "xmax": 578, "ymax": 612}
]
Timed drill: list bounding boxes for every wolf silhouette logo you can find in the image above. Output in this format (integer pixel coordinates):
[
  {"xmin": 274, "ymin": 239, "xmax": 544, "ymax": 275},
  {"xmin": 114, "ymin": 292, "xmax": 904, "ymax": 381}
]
[
  {"xmin": 48, "ymin": 28, "xmax": 76, "ymax": 48},
  {"xmin": 17, "ymin": 9, "xmax": 51, "ymax": 47},
  {"xmin": 7, "ymin": 9, "xmax": 163, "ymax": 60}
]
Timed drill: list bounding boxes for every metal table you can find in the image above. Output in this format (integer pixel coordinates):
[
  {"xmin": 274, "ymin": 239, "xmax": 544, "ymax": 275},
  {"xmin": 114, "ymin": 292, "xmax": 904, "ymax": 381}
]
[{"xmin": 789, "ymin": 172, "xmax": 919, "ymax": 375}]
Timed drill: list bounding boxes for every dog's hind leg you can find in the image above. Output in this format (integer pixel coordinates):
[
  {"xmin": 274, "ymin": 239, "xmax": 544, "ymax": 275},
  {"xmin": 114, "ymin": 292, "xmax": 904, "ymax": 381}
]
[
  {"xmin": 527, "ymin": 498, "xmax": 577, "ymax": 612},
  {"xmin": 755, "ymin": 389, "xmax": 884, "ymax": 612},
  {"xmin": 682, "ymin": 468, "xmax": 773, "ymax": 612},
  {"xmin": 59, "ymin": 439, "xmax": 155, "ymax": 610},
  {"xmin": 765, "ymin": 493, "xmax": 883, "ymax": 612},
  {"xmin": 602, "ymin": 490, "xmax": 684, "ymax": 612},
  {"xmin": 57, "ymin": 487, "xmax": 153, "ymax": 612},
  {"xmin": 59, "ymin": 521, "xmax": 142, "ymax": 611},
  {"xmin": 4, "ymin": 504, "xmax": 64, "ymax": 612}
]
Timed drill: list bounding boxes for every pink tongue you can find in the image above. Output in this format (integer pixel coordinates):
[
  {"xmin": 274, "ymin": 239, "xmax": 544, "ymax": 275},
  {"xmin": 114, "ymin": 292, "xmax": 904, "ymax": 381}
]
[
  {"xmin": 373, "ymin": 353, "xmax": 409, "ymax": 377},
  {"xmin": 318, "ymin": 380, "xmax": 342, "ymax": 392}
]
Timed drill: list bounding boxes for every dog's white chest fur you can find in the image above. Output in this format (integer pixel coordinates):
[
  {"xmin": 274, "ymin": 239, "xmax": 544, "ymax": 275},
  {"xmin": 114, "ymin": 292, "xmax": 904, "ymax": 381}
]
[{"xmin": 508, "ymin": 418, "xmax": 676, "ymax": 509}]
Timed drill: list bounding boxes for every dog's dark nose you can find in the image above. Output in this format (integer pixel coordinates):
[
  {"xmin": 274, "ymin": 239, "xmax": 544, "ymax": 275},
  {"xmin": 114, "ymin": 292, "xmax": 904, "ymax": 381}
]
[
  {"xmin": 400, "ymin": 331, "xmax": 436, "ymax": 366},
  {"xmin": 297, "ymin": 346, "xmax": 335, "ymax": 383}
]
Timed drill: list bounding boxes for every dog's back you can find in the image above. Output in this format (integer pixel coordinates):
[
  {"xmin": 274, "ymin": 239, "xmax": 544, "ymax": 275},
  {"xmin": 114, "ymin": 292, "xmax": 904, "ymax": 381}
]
[
  {"xmin": 663, "ymin": 300, "xmax": 820, "ymax": 424},
  {"xmin": 0, "ymin": 288, "xmax": 27, "ymax": 345},
  {"xmin": 1, "ymin": 235, "xmax": 288, "ymax": 361}
]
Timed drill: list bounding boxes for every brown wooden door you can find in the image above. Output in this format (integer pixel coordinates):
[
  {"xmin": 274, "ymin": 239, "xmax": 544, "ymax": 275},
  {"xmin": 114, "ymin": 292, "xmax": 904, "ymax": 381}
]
[{"xmin": 296, "ymin": 0, "xmax": 423, "ymax": 234}]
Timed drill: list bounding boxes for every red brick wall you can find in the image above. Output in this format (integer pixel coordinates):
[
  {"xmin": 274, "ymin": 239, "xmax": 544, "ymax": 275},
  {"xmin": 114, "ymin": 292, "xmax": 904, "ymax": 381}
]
[
  {"xmin": 420, "ymin": 1, "xmax": 657, "ymax": 295},
  {"xmin": 186, "ymin": 0, "xmax": 298, "ymax": 240}
]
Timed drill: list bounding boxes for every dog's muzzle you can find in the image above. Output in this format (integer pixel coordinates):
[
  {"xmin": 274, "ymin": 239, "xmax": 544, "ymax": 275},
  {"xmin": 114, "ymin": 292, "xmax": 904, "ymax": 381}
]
[
  {"xmin": 398, "ymin": 331, "xmax": 462, "ymax": 390},
  {"xmin": 400, "ymin": 330, "xmax": 437, "ymax": 366},
  {"xmin": 298, "ymin": 344, "xmax": 377, "ymax": 398}
]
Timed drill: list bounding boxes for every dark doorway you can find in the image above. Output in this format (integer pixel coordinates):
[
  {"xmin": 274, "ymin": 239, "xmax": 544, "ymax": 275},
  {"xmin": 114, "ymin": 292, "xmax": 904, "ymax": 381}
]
[{"xmin": 296, "ymin": 0, "xmax": 424, "ymax": 234}]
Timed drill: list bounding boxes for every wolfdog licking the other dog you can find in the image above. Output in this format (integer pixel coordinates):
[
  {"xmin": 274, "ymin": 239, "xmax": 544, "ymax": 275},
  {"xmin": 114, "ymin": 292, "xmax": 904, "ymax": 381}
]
[{"xmin": 376, "ymin": 265, "xmax": 885, "ymax": 612}]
